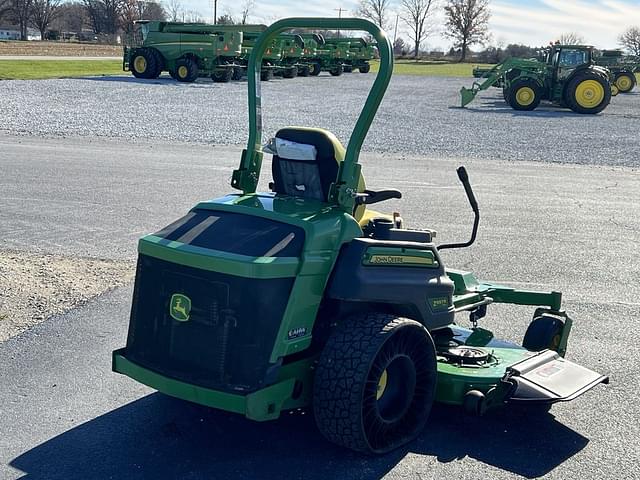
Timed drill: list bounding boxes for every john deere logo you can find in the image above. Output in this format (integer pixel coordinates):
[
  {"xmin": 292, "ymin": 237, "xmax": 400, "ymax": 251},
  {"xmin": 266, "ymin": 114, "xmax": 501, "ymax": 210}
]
[{"xmin": 169, "ymin": 294, "xmax": 191, "ymax": 322}]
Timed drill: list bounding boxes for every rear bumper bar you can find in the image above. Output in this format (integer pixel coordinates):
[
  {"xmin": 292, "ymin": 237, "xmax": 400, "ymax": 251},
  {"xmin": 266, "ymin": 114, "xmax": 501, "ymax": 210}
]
[{"xmin": 112, "ymin": 348, "xmax": 295, "ymax": 421}]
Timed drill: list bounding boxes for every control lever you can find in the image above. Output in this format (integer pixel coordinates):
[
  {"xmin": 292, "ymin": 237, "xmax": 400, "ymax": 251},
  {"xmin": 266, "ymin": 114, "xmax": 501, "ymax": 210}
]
[{"xmin": 438, "ymin": 166, "xmax": 480, "ymax": 250}]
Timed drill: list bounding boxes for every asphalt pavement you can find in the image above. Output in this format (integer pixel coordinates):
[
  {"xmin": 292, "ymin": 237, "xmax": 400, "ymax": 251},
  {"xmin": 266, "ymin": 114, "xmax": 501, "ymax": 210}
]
[{"xmin": 1, "ymin": 134, "xmax": 639, "ymax": 479}]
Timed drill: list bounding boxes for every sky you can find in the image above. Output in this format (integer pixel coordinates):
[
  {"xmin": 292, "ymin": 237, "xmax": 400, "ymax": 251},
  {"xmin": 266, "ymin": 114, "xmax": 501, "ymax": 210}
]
[{"xmin": 183, "ymin": 0, "xmax": 640, "ymax": 51}]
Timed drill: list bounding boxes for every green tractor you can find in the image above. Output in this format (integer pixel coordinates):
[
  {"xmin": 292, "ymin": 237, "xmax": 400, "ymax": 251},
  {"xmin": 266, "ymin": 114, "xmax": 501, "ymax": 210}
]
[
  {"xmin": 298, "ymin": 33, "xmax": 326, "ymax": 76},
  {"xmin": 113, "ymin": 18, "xmax": 608, "ymax": 454},
  {"xmin": 594, "ymin": 49, "xmax": 639, "ymax": 93},
  {"xmin": 462, "ymin": 44, "xmax": 616, "ymax": 114},
  {"xmin": 123, "ymin": 21, "xmax": 242, "ymax": 83}
]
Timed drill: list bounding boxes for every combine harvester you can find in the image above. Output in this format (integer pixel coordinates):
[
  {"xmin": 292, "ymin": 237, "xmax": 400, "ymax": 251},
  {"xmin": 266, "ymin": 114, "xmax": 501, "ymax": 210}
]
[
  {"xmin": 594, "ymin": 49, "xmax": 640, "ymax": 93},
  {"xmin": 123, "ymin": 21, "xmax": 242, "ymax": 82},
  {"xmin": 462, "ymin": 44, "xmax": 616, "ymax": 114}
]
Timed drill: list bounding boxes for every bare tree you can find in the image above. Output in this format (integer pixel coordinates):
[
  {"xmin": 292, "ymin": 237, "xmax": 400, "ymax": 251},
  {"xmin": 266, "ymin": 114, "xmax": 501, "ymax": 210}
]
[
  {"xmin": 165, "ymin": 0, "xmax": 180, "ymax": 21},
  {"xmin": 82, "ymin": 0, "xmax": 124, "ymax": 34},
  {"xmin": 443, "ymin": 0, "xmax": 491, "ymax": 62},
  {"xmin": 10, "ymin": 0, "xmax": 34, "ymax": 39},
  {"xmin": 239, "ymin": 0, "xmax": 253, "ymax": 24},
  {"xmin": 558, "ymin": 32, "xmax": 585, "ymax": 45},
  {"xmin": 216, "ymin": 13, "xmax": 233, "ymax": 24},
  {"xmin": 393, "ymin": 36, "xmax": 406, "ymax": 55},
  {"xmin": 30, "ymin": 0, "xmax": 61, "ymax": 39},
  {"xmin": 357, "ymin": 0, "xmax": 390, "ymax": 29},
  {"xmin": 121, "ymin": 0, "xmax": 165, "ymax": 33},
  {"xmin": 400, "ymin": 0, "xmax": 436, "ymax": 57},
  {"xmin": 51, "ymin": 1, "xmax": 87, "ymax": 33},
  {"xmin": 619, "ymin": 26, "xmax": 640, "ymax": 55},
  {"xmin": 0, "ymin": 0, "xmax": 11, "ymax": 22}
]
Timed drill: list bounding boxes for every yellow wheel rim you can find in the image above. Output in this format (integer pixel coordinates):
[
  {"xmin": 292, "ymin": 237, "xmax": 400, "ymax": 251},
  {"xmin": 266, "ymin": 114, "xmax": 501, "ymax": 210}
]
[
  {"xmin": 177, "ymin": 65, "xmax": 188, "ymax": 78},
  {"xmin": 575, "ymin": 80, "xmax": 605, "ymax": 108},
  {"xmin": 376, "ymin": 369, "xmax": 388, "ymax": 400},
  {"xmin": 611, "ymin": 85, "xmax": 619, "ymax": 96},
  {"xmin": 516, "ymin": 86, "xmax": 535, "ymax": 106},
  {"xmin": 616, "ymin": 76, "xmax": 632, "ymax": 92},
  {"xmin": 133, "ymin": 56, "xmax": 147, "ymax": 73}
]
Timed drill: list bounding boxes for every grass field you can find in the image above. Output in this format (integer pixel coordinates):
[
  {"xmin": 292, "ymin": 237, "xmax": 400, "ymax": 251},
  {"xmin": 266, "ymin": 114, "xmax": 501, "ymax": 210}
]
[
  {"xmin": 0, "ymin": 60, "xmax": 123, "ymax": 80},
  {"xmin": 370, "ymin": 59, "xmax": 493, "ymax": 77}
]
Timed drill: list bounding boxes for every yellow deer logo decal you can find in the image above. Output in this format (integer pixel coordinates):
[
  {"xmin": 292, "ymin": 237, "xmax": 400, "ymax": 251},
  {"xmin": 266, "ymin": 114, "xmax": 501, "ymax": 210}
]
[{"xmin": 169, "ymin": 294, "xmax": 191, "ymax": 322}]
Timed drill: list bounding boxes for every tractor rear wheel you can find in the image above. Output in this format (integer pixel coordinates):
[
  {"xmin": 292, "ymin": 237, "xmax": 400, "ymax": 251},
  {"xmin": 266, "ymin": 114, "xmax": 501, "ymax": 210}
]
[
  {"xmin": 329, "ymin": 64, "xmax": 344, "ymax": 76},
  {"xmin": 359, "ymin": 63, "xmax": 371, "ymax": 73},
  {"xmin": 615, "ymin": 72, "xmax": 636, "ymax": 93},
  {"xmin": 211, "ymin": 67, "xmax": 233, "ymax": 83},
  {"xmin": 174, "ymin": 57, "xmax": 198, "ymax": 83},
  {"xmin": 130, "ymin": 48, "xmax": 157, "ymax": 79},
  {"xmin": 313, "ymin": 313, "xmax": 437, "ymax": 454},
  {"xmin": 565, "ymin": 71, "xmax": 611, "ymax": 114},
  {"xmin": 507, "ymin": 79, "xmax": 541, "ymax": 111},
  {"xmin": 310, "ymin": 62, "xmax": 322, "ymax": 76}
]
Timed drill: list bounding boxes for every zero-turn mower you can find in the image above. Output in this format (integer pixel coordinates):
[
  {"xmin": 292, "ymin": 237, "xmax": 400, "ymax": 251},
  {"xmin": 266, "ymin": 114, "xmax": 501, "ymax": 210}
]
[{"xmin": 113, "ymin": 18, "xmax": 608, "ymax": 454}]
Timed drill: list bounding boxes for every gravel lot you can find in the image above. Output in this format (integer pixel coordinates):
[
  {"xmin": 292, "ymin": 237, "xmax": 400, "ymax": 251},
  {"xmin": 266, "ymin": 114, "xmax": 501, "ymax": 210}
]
[
  {"xmin": 1, "ymin": 73, "xmax": 639, "ymax": 167},
  {"xmin": 0, "ymin": 250, "xmax": 133, "ymax": 341}
]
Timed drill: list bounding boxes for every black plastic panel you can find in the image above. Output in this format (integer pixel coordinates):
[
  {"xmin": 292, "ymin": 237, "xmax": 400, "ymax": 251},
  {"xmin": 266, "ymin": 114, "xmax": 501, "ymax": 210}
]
[{"xmin": 125, "ymin": 254, "xmax": 294, "ymax": 392}]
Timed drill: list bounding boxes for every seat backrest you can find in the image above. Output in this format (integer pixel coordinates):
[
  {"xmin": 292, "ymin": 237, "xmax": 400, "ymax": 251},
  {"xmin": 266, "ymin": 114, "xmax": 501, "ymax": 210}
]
[{"xmin": 270, "ymin": 127, "xmax": 342, "ymax": 202}]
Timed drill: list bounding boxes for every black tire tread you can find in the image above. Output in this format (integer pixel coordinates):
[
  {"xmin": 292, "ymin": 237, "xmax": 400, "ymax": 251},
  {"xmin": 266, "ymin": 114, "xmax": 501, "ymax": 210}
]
[{"xmin": 313, "ymin": 313, "xmax": 435, "ymax": 454}]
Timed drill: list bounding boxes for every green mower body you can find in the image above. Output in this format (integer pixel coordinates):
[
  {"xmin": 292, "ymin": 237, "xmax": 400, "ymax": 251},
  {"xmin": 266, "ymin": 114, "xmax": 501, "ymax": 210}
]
[
  {"xmin": 114, "ymin": 18, "xmax": 607, "ymax": 454},
  {"xmin": 462, "ymin": 45, "xmax": 616, "ymax": 114}
]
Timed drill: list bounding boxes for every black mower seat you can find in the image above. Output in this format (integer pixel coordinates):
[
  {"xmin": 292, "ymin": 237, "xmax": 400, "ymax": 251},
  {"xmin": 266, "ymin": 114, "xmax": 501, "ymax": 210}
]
[
  {"xmin": 268, "ymin": 126, "xmax": 389, "ymax": 228},
  {"xmin": 271, "ymin": 127, "xmax": 341, "ymax": 202}
]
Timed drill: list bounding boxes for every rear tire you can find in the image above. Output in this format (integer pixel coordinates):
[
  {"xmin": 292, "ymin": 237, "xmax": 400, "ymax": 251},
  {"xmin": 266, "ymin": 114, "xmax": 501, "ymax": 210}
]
[
  {"xmin": 147, "ymin": 48, "xmax": 164, "ymax": 78},
  {"xmin": 564, "ymin": 71, "xmax": 611, "ymax": 114},
  {"xmin": 507, "ymin": 79, "xmax": 541, "ymax": 111},
  {"xmin": 310, "ymin": 62, "xmax": 322, "ymax": 76},
  {"xmin": 211, "ymin": 67, "xmax": 233, "ymax": 83},
  {"xmin": 174, "ymin": 57, "xmax": 198, "ymax": 83},
  {"xmin": 282, "ymin": 66, "xmax": 298, "ymax": 78},
  {"xmin": 329, "ymin": 64, "xmax": 344, "ymax": 76},
  {"xmin": 298, "ymin": 65, "xmax": 310, "ymax": 77},
  {"xmin": 232, "ymin": 66, "xmax": 244, "ymax": 81},
  {"xmin": 260, "ymin": 68, "xmax": 273, "ymax": 81},
  {"xmin": 615, "ymin": 72, "xmax": 636, "ymax": 93},
  {"xmin": 359, "ymin": 63, "xmax": 371, "ymax": 73},
  {"xmin": 313, "ymin": 313, "xmax": 437, "ymax": 454}
]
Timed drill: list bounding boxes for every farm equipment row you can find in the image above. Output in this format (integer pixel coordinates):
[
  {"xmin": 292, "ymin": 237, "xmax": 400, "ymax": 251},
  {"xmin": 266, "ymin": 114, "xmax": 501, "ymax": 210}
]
[
  {"xmin": 123, "ymin": 21, "xmax": 377, "ymax": 83},
  {"xmin": 462, "ymin": 44, "xmax": 638, "ymax": 114}
]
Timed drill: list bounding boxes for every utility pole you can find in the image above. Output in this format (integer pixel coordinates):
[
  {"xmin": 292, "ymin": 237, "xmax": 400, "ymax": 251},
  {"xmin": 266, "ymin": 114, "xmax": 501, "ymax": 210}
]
[
  {"xmin": 333, "ymin": 7, "xmax": 348, "ymax": 37},
  {"xmin": 212, "ymin": 0, "xmax": 218, "ymax": 23},
  {"xmin": 393, "ymin": 13, "xmax": 399, "ymax": 45}
]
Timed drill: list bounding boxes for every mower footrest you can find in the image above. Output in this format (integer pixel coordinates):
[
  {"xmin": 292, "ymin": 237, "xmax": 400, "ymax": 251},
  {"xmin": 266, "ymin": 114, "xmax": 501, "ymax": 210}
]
[{"xmin": 505, "ymin": 350, "xmax": 608, "ymax": 404}]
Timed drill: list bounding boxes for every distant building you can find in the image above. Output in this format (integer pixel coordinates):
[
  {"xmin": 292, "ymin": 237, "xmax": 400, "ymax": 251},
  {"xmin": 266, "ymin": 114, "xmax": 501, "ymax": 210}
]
[
  {"xmin": 0, "ymin": 27, "xmax": 42, "ymax": 41},
  {"xmin": 0, "ymin": 27, "xmax": 20, "ymax": 40}
]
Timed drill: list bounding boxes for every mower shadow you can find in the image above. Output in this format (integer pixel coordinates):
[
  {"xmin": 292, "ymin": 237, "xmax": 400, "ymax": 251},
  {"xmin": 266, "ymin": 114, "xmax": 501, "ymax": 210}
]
[{"xmin": 10, "ymin": 394, "xmax": 587, "ymax": 480}]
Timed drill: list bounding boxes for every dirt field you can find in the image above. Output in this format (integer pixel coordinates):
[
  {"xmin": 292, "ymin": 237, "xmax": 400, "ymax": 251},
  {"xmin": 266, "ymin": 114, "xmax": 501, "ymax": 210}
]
[{"xmin": 0, "ymin": 41, "xmax": 120, "ymax": 57}]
